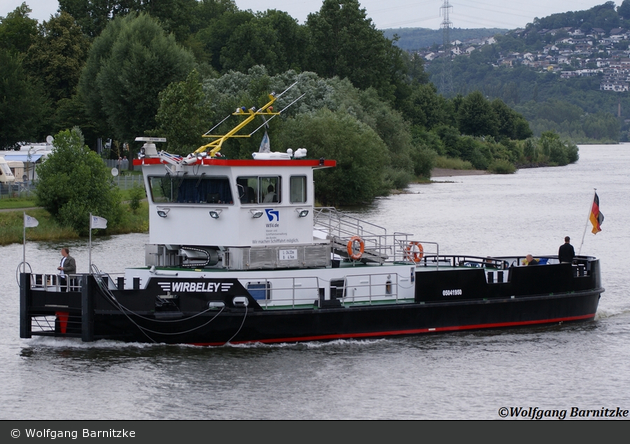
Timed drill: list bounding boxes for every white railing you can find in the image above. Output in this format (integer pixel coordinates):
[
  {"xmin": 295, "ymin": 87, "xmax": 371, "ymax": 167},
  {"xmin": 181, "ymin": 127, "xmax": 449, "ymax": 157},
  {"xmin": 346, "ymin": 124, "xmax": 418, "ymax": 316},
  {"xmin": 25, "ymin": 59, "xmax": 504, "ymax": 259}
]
[
  {"xmin": 248, "ymin": 272, "xmax": 406, "ymax": 309},
  {"xmin": 30, "ymin": 273, "xmax": 82, "ymax": 292}
]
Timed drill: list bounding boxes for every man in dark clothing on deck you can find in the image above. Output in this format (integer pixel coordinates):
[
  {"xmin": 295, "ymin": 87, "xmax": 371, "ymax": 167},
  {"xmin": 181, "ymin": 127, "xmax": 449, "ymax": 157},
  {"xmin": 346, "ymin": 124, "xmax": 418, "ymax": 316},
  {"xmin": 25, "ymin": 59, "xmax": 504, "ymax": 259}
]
[
  {"xmin": 57, "ymin": 247, "xmax": 76, "ymax": 292},
  {"xmin": 558, "ymin": 236, "xmax": 575, "ymax": 264}
]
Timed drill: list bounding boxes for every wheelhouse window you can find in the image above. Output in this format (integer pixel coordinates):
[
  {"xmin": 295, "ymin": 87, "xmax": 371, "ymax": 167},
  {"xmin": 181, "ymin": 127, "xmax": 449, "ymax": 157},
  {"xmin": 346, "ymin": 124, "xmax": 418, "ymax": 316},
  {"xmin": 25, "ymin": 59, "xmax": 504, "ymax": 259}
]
[
  {"xmin": 237, "ymin": 176, "xmax": 281, "ymax": 204},
  {"xmin": 290, "ymin": 176, "xmax": 307, "ymax": 203},
  {"xmin": 236, "ymin": 177, "xmax": 258, "ymax": 204},
  {"xmin": 148, "ymin": 175, "xmax": 233, "ymax": 204}
]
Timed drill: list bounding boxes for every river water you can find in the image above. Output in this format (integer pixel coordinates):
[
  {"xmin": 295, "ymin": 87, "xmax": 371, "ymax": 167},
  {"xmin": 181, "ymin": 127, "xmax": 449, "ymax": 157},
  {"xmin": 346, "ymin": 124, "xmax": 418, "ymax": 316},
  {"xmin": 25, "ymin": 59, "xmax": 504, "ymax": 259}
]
[{"xmin": 1, "ymin": 144, "xmax": 629, "ymax": 420}]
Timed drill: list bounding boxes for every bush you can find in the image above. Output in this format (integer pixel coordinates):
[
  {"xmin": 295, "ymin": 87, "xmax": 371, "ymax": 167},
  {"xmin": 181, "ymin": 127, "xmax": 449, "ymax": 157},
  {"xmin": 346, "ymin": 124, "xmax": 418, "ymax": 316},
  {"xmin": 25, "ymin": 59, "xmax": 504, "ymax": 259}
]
[
  {"xmin": 35, "ymin": 127, "xmax": 123, "ymax": 235},
  {"xmin": 128, "ymin": 184, "xmax": 145, "ymax": 213},
  {"xmin": 487, "ymin": 159, "xmax": 516, "ymax": 174},
  {"xmin": 434, "ymin": 156, "xmax": 473, "ymax": 170},
  {"xmin": 277, "ymin": 109, "xmax": 389, "ymax": 206},
  {"xmin": 566, "ymin": 142, "xmax": 579, "ymax": 163},
  {"xmin": 384, "ymin": 167, "xmax": 413, "ymax": 190},
  {"xmin": 410, "ymin": 145, "xmax": 437, "ymax": 178}
]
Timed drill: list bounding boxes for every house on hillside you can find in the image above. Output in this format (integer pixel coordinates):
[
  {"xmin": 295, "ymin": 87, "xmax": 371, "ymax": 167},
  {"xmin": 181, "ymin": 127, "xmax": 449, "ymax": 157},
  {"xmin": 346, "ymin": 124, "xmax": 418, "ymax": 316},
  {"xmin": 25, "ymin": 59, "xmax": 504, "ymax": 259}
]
[
  {"xmin": 543, "ymin": 45, "xmax": 559, "ymax": 54},
  {"xmin": 423, "ymin": 52, "xmax": 438, "ymax": 61},
  {"xmin": 601, "ymin": 81, "xmax": 629, "ymax": 91}
]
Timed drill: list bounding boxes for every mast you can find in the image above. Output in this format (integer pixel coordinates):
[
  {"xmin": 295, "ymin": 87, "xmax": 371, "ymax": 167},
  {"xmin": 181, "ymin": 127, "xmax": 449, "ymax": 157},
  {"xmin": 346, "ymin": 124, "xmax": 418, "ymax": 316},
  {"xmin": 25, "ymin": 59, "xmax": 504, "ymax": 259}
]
[{"xmin": 194, "ymin": 82, "xmax": 302, "ymax": 158}]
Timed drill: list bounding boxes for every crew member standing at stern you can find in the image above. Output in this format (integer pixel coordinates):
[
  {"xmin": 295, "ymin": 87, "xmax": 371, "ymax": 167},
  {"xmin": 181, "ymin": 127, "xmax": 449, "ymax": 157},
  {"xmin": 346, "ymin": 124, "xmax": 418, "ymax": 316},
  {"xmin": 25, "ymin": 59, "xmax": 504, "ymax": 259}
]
[
  {"xmin": 57, "ymin": 247, "xmax": 76, "ymax": 291},
  {"xmin": 558, "ymin": 236, "xmax": 575, "ymax": 264}
]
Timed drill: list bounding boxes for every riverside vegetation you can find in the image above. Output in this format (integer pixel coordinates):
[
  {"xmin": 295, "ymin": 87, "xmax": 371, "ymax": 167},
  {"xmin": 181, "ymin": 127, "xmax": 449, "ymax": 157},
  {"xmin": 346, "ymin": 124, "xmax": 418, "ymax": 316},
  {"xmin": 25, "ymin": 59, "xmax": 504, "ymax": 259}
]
[
  {"xmin": 0, "ymin": 197, "xmax": 149, "ymax": 247},
  {"xmin": 0, "ymin": 128, "xmax": 149, "ymax": 246},
  {"xmin": 0, "ymin": 1, "xmax": 582, "ymax": 245},
  {"xmin": 0, "ymin": 121, "xmax": 578, "ymax": 246},
  {"xmin": 2, "ymin": 1, "xmax": 581, "ymax": 208}
]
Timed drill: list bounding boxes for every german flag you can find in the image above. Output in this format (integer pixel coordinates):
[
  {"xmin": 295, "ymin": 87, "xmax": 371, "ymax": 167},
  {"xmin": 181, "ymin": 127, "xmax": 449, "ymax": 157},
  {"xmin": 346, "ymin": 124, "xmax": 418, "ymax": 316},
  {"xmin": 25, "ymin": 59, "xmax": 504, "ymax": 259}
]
[{"xmin": 590, "ymin": 192, "xmax": 604, "ymax": 234}]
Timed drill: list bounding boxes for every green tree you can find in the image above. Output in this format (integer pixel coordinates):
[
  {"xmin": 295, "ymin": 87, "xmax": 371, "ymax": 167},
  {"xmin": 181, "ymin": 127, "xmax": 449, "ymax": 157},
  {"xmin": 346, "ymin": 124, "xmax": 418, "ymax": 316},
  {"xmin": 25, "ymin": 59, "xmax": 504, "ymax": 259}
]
[
  {"xmin": 305, "ymin": 0, "xmax": 404, "ymax": 102},
  {"xmin": 155, "ymin": 69, "xmax": 211, "ymax": 155},
  {"xmin": 194, "ymin": 9, "xmax": 254, "ymax": 72},
  {"xmin": 190, "ymin": 0, "xmax": 238, "ymax": 32},
  {"xmin": 456, "ymin": 136, "xmax": 491, "ymax": 169},
  {"xmin": 457, "ymin": 91, "xmax": 499, "ymax": 137},
  {"xmin": 522, "ymin": 138, "xmax": 538, "ymax": 162},
  {"xmin": 0, "ymin": 2, "xmax": 38, "ymax": 54},
  {"xmin": 405, "ymin": 83, "xmax": 450, "ymax": 130},
  {"xmin": 404, "ymin": 51, "xmax": 430, "ymax": 85},
  {"xmin": 491, "ymin": 98, "xmax": 533, "ymax": 140},
  {"xmin": 619, "ymin": 0, "xmax": 630, "ymax": 19},
  {"xmin": 434, "ymin": 124, "xmax": 461, "ymax": 158},
  {"xmin": 35, "ymin": 127, "xmax": 122, "ymax": 235},
  {"xmin": 59, "ymin": 0, "xmax": 133, "ymax": 38},
  {"xmin": 139, "ymin": 0, "xmax": 198, "ymax": 42},
  {"xmin": 409, "ymin": 142, "xmax": 437, "ymax": 178},
  {"xmin": 78, "ymin": 13, "xmax": 195, "ymax": 149},
  {"xmin": 59, "ymin": 0, "xmax": 201, "ymax": 39},
  {"xmin": 538, "ymin": 131, "xmax": 579, "ymax": 166},
  {"xmin": 277, "ymin": 109, "xmax": 389, "ymax": 206},
  {"xmin": 219, "ymin": 10, "xmax": 308, "ymax": 75},
  {"xmin": 25, "ymin": 12, "xmax": 91, "ymax": 105},
  {"xmin": 0, "ymin": 49, "xmax": 49, "ymax": 148},
  {"xmin": 183, "ymin": 0, "xmax": 238, "ymax": 67},
  {"xmin": 356, "ymin": 88, "xmax": 414, "ymax": 178}
]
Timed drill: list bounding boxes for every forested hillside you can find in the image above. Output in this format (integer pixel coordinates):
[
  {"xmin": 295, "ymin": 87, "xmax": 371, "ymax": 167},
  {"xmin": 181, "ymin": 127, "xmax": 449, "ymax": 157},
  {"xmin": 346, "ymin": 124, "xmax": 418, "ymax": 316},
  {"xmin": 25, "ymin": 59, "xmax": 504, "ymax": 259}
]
[
  {"xmin": 407, "ymin": 1, "xmax": 630, "ymax": 142},
  {"xmin": 382, "ymin": 27, "xmax": 507, "ymax": 51}
]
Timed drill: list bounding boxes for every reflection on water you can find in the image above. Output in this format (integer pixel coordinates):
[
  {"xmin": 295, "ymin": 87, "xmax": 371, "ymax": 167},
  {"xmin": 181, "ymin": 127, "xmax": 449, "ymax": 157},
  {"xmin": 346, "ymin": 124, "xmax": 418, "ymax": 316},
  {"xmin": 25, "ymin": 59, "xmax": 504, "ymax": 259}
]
[{"xmin": 1, "ymin": 145, "xmax": 629, "ymax": 420}]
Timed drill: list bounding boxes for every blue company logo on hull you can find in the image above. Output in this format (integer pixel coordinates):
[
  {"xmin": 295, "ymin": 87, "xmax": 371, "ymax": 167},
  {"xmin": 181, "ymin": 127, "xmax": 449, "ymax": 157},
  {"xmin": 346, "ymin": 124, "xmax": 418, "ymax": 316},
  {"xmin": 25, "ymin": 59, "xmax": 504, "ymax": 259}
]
[
  {"xmin": 265, "ymin": 209, "xmax": 279, "ymax": 221},
  {"xmin": 158, "ymin": 281, "xmax": 234, "ymax": 293}
]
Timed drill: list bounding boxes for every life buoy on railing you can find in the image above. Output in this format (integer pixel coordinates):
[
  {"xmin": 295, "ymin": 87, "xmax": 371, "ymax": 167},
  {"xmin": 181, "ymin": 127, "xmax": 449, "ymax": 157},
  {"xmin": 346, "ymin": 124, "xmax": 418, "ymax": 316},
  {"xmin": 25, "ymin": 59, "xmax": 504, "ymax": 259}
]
[
  {"xmin": 404, "ymin": 241, "xmax": 424, "ymax": 263},
  {"xmin": 347, "ymin": 236, "xmax": 365, "ymax": 260}
]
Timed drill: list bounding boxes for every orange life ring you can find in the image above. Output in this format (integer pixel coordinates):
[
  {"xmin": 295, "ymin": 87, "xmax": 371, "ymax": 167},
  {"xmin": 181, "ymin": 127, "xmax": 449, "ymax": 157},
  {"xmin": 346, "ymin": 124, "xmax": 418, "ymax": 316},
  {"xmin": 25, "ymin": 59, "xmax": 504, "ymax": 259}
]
[
  {"xmin": 405, "ymin": 241, "xmax": 424, "ymax": 263},
  {"xmin": 347, "ymin": 236, "xmax": 365, "ymax": 260}
]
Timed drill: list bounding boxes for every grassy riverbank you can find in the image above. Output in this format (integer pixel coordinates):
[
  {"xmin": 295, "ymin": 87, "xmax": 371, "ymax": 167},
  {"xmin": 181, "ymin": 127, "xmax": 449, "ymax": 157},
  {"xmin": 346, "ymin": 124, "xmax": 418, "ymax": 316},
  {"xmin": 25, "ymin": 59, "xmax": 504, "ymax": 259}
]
[
  {"xmin": 0, "ymin": 202, "xmax": 149, "ymax": 246},
  {"xmin": 0, "ymin": 197, "xmax": 38, "ymax": 209}
]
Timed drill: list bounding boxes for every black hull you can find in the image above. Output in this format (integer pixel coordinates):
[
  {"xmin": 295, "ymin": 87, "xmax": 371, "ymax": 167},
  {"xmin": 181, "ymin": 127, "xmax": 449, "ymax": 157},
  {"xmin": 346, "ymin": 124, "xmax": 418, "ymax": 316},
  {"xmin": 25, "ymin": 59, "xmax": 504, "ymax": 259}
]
[
  {"xmin": 20, "ymin": 260, "xmax": 604, "ymax": 346},
  {"xmin": 93, "ymin": 290, "xmax": 601, "ymax": 345}
]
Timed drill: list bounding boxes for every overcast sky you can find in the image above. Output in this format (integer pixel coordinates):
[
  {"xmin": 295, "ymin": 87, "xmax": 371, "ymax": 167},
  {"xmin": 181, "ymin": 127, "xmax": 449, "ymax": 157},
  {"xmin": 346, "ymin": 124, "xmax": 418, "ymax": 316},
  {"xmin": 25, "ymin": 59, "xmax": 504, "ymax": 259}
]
[{"xmin": 1, "ymin": 0, "xmax": 625, "ymax": 30}]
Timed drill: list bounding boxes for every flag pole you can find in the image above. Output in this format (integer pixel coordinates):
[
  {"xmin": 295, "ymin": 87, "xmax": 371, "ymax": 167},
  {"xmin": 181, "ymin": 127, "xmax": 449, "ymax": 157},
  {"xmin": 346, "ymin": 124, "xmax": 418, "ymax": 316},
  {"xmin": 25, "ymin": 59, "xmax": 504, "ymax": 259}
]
[
  {"xmin": 22, "ymin": 212, "xmax": 26, "ymax": 273},
  {"xmin": 578, "ymin": 189, "xmax": 596, "ymax": 256},
  {"xmin": 89, "ymin": 213, "xmax": 92, "ymax": 272}
]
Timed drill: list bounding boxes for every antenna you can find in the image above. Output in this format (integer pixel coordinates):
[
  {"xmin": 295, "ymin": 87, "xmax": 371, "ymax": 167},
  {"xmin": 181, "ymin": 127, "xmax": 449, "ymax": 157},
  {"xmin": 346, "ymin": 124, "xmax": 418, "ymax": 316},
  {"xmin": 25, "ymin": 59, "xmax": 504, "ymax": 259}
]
[
  {"xmin": 249, "ymin": 93, "xmax": 306, "ymax": 136},
  {"xmin": 195, "ymin": 82, "xmax": 302, "ymax": 158},
  {"xmin": 440, "ymin": 0, "xmax": 454, "ymax": 96}
]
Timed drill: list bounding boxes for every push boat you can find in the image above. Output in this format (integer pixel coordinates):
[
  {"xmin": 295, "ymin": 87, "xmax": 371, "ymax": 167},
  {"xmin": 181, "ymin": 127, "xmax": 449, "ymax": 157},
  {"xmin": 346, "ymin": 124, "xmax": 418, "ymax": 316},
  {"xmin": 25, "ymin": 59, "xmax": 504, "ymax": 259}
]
[{"xmin": 19, "ymin": 89, "xmax": 604, "ymax": 346}]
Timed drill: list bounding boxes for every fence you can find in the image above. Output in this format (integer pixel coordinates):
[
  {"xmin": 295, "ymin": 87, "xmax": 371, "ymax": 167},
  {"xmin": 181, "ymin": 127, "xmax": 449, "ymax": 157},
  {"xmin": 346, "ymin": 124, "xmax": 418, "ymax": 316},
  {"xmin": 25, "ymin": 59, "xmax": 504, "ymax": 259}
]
[
  {"xmin": 104, "ymin": 158, "xmax": 130, "ymax": 171},
  {"xmin": 0, "ymin": 172, "xmax": 144, "ymax": 199},
  {"xmin": 112, "ymin": 174, "xmax": 144, "ymax": 190},
  {"xmin": 0, "ymin": 182, "xmax": 34, "ymax": 199}
]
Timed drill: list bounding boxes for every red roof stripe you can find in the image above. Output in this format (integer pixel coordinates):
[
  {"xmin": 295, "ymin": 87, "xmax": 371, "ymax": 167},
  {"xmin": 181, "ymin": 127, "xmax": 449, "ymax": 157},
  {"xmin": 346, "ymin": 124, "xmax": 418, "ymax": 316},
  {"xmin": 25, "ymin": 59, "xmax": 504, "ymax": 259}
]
[{"xmin": 133, "ymin": 158, "xmax": 336, "ymax": 167}]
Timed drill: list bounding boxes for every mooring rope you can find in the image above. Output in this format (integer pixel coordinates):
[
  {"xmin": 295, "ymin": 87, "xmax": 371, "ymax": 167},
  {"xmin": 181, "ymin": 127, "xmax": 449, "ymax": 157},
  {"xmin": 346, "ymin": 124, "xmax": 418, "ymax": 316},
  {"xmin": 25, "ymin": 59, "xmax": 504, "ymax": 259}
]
[{"xmin": 90, "ymin": 266, "xmax": 228, "ymax": 341}]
